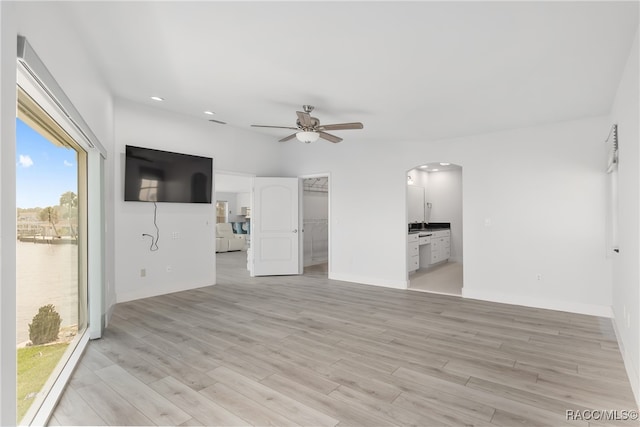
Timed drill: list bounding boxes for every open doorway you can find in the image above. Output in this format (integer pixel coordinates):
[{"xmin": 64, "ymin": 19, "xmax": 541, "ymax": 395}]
[
  {"xmin": 406, "ymin": 163, "xmax": 463, "ymax": 295},
  {"xmin": 302, "ymin": 175, "xmax": 329, "ymax": 277},
  {"xmin": 214, "ymin": 172, "xmax": 253, "ymax": 281}
]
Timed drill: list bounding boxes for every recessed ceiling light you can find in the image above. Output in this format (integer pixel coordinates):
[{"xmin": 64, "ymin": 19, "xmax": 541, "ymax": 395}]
[
  {"xmin": 440, "ymin": 162, "xmax": 450, "ymax": 166},
  {"xmin": 432, "ymin": 169, "xmax": 439, "ymax": 172},
  {"xmin": 150, "ymin": 96, "xmax": 164, "ymax": 102},
  {"xmin": 420, "ymin": 165, "xmax": 428, "ymax": 168},
  {"xmin": 204, "ymin": 111, "xmax": 215, "ymax": 115}
]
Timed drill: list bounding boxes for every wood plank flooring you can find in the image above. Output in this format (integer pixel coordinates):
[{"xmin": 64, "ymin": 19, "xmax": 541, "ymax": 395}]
[{"xmin": 49, "ymin": 251, "xmax": 638, "ymax": 426}]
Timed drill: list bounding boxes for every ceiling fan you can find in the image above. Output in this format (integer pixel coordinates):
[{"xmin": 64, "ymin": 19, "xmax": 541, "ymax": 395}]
[{"xmin": 251, "ymin": 105, "xmax": 363, "ymax": 143}]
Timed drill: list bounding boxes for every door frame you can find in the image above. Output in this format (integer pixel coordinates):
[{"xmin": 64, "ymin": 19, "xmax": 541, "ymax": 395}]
[
  {"xmin": 300, "ymin": 172, "xmax": 331, "ymax": 276},
  {"xmin": 405, "ymin": 163, "xmax": 464, "ymax": 295},
  {"xmin": 213, "ymin": 170, "xmax": 255, "ymax": 278}
]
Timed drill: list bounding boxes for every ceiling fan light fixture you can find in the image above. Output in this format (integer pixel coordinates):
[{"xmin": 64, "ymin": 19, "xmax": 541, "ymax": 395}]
[{"xmin": 296, "ymin": 131, "xmax": 320, "ymax": 144}]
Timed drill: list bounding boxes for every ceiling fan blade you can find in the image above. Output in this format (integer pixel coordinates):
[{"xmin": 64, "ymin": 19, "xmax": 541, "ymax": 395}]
[
  {"xmin": 319, "ymin": 131, "xmax": 343, "ymax": 143},
  {"xmin": 296, "ymin": 111, "xmax": 313, "ymax": 128},
  {"xmin": 251, "ymin": 125, "xmax": 298, "ymax": 130},
  {"xmin": 279, "ymin": 133, "xmax": 297, "ymax": 142},
  {"xmin": 318, "ymin": 122, "xmax": 364, "ymax": 131}
]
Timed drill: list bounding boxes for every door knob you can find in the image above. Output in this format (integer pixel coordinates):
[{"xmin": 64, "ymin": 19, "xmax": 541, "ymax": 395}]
[{"xmin": 293, "ymin": 229, "xmax": 298, "ymax": 233}]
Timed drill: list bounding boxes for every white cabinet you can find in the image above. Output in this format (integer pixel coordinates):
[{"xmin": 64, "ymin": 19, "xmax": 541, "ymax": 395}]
[
  {"xmin": 407, "ymin": 185, "xmax": 425, "ymax": 223},
  {"xmin": 429, "ymin": 230, "xmax": 450, "ymax": 264},
  {"xmin": 407, "ymin": 233, "xmax": 419, "ymax": 272},
  {"xmin": 409, "ymin": 229, "xmax": 450, "ymax": 273}
]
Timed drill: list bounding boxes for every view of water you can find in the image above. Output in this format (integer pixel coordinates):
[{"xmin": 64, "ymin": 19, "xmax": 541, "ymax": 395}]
[{"xmin": 16, "ymin": 241, "xmax": 78, "ymax": 345}]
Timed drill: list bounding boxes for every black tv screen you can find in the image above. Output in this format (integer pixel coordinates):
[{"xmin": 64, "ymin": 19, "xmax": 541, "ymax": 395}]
[{"xmin": 124, "ymin": 145, "xmax": 213, "ymax": 203}]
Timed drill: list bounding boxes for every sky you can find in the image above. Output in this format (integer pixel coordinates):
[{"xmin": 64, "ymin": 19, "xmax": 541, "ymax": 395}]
[{"xmin": 16, "ymin": 118, "xmax": 78, "ymax": 209}]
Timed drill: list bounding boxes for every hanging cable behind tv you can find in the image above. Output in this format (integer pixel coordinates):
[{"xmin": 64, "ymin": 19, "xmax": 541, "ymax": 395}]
[{"xmin": 142, "ymin": 202, "xmax": 160, "ymax": 251}]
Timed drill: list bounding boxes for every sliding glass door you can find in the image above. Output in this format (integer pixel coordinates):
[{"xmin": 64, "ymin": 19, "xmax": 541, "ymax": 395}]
[{"xmin": 16, "ymin": 88, "xmax": 88, "ymax": 425}]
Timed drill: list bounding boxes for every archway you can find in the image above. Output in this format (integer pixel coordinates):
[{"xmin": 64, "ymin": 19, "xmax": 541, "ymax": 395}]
[{"xmin": 406, "ymin": 162, "xmax": 463, "ymax": 295}]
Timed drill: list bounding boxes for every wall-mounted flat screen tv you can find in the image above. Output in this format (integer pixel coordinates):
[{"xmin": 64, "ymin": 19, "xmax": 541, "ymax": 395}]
[{"xmin": 124, "ymin": 145, "xmax": 213, "ymax": 203}]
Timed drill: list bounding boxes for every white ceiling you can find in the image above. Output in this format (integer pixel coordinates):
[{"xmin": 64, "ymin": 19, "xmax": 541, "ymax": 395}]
[
  {"xmin": 414, "ymin": 163, "xmax": 461, "ymax": 173},
  {"xmin": 63, "ymin": 1, "xmax": 638, "ymax": 143}
]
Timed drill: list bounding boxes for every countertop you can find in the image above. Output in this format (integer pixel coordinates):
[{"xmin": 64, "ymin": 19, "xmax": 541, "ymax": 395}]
[{"xmin": 409, "ymin": 228, "xmax": 449, "ymax": 235}]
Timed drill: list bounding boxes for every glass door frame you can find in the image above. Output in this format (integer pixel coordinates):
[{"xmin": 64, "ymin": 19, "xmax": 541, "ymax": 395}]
[
  {"xmin": 15, "ymin": 106, "xmax": 89, "ymax": 424},
  {"xmin": 13, "ymin": 36, "xmax": 106, "ymax": 426}
]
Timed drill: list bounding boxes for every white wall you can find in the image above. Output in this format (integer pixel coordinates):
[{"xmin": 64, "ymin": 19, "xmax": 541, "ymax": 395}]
[
  {"xmin": 426, "ymin": 169, "xmax": 463, "ymax": 262},
  {"xmin": 281, "ymin": 116, "xmax": 614, "ymax": 316},
  {"xmin": 114, "ymin": 99, "xmax": 281, "ymax": 302},
  {"xmin": 458, "ymin": 121, "xmax": 613, "ymax": 316},
  {"xmin": 0, "ymin": 2, "xmax": 115, "ymax": 423},
  {"xmin": 610, "ymin": 29, "xmax": 640, "ymax": 405},
  {"xmin": 237, "ymin": 192, "xmax": 250, "ymax": 215}
]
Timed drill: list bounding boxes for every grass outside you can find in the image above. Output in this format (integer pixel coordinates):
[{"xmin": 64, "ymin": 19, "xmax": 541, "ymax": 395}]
[{"xmin": 17, "ymin": 342, "xmax": 69, "ymax": 423}]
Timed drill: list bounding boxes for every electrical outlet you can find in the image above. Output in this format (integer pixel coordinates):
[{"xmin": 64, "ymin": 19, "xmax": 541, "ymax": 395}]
[
  {"xmin": 166, "ymin": 265, "xmax": 173, "ymax": 273},
  {"xmin": 140, "ymin": 268, "xmax": 146, "ymax": 277},
  {"xmin": 537, "ymin": 274, "xmax": 542, "ymax": 281}
]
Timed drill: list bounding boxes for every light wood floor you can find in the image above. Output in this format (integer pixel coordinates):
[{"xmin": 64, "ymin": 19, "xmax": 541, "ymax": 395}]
[
  {"xmin": 409, "ymin": 261, "xmax": 463, "ymax": 296},
  {"xmin": 50, "ymin": 251, "xmax": 638, "ymax": 426}
]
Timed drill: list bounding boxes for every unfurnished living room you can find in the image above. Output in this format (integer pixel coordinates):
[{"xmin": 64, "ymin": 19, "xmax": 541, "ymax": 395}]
[{"xmin": 1, "ymin": 1, "xmax": 640, "ymax": 426}]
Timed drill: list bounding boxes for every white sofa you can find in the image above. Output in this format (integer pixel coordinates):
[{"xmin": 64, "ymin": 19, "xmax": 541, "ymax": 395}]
[{"xmin": 216, "ymin": 223, "xmax": 246, "ymax": 252}]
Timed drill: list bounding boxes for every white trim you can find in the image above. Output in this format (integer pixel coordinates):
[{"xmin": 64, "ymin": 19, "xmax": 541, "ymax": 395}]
[
  {"xmin": 29, "ymin": 332, "xmax": 90, "ymax": 426},
  {"xmin": 16, "ymin": 36, "xmax": 106, "ymax": 157},
  {"xmin": 328, "ymin": 272, "xmax": 407, "ymax": 290},
  {"xmin": 1, "ymin": 5, "xmax": 18, "ymax": 424},
  {"xmin": 87, "ymin": 152, "xmax": 104, "ymax": 339},
  {"xmin": 16, "ymin": 67, "xmax": 93, "ymax": 155},
  {"xmin": 462, "ymin": 288, "xmax": 613, "ymax": 318},
  {"xmin": 116, "ymin": 282, "xmax": 215, "ymax": 304}
]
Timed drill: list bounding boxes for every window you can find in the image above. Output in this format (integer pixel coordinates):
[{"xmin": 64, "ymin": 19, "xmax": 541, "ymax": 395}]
[
  {"xmin": 9, "ymin": 35, "xmax": 106, "ymax": 426},
  {"xmin": 139, "ymin": 178, "xmax": 159, "ymax": 202},
  {"xmin": 216, "ymin": 201, "xmax": 228, "ymax": 223},
  {"xmin": 16, "ymin": 88, "xmax": 88, "ymax": 425}
]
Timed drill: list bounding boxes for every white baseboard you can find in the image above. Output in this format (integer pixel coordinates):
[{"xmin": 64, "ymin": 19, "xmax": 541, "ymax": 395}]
[
  {"xmin": 611, "ymin": 314, "xmax": 640, "ymax": 408},
  {"xmin": 462, "ymin": 288, "xmax": 613, "ymax": 318},
  {"xmin": 328, "ymin": 272, "xmax": 407, "ymax": 290},
  {"xmin": 116, "ymin": 281, "xmax": 215, "ymax": 303}
]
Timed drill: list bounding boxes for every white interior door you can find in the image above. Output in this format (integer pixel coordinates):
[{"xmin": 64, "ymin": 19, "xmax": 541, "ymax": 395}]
[{"xmin": 251, "ymin": 177, "xmax": 302, "ymax": 276}]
